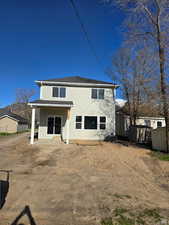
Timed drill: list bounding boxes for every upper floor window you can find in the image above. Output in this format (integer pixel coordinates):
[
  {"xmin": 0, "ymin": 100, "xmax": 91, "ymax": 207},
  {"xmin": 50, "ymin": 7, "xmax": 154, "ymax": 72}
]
[
  {"xmin": 53, "ymin": 87, "xmax": 66, "ymax": 98},
  {"xmin": 91, "ymin": 89, "xmax": 104, "ymax": 99}
]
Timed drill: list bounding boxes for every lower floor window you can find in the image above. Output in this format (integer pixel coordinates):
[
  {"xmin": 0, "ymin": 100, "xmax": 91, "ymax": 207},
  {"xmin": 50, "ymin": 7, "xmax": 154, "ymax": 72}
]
[
  {"xmin": 84, "ymin": 116, "xmax": 97, "ymax": 129},
  {"xmin": 100, "ymin": 116, "xmax": 106, "ymax": 130},
  {"xmin": 76, "ymin": 116, "xmax": 82, "ymax": 129},
  {"xmin": 75, "ymin": 116, "xmax": 107, "ymax": 130}
]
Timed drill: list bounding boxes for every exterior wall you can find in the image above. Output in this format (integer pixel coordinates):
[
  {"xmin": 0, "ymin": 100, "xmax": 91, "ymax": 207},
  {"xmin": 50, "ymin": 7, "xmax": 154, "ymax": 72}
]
[
  {"xmin": 17, "ymin": 124, "xmax": 29, "ymax": 132},
  {"xmin": 116, "ymin": 113, "xmax": 165, "ymax": 137},
  {"xmin": 0, "ymin": 117, "xmax": 18, "ymax": 133},
  {"xmin": 38, "ymin": 85, "xmax": 115, "ymax": 140},
  {"xmin": 136, "ymin": 117, "xmax": 165, "ymax": 129},
  {"xmin": 39, "ymin": 107, "xmax": 67, "ymax": 139},
  {"xmin": 152, "ymin": 128, "xmax": 169, "ymax": 152}
]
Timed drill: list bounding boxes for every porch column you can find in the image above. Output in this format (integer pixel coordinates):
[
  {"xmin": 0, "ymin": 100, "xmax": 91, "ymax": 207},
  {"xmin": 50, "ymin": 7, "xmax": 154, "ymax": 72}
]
[
  {"xmin": 66, "ymin": 109, "xmax": 70, "ymax": 144},
  {"xmin": 30, "ymin": 107, "xmax": 36, "ymax": 144}
]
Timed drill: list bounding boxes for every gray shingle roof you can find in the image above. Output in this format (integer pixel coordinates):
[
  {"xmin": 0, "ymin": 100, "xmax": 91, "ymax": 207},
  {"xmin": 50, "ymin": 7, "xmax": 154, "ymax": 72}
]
[
  {"xmin": 0, "ymin": 111, "xmax": 28, "ymax": 124},
  {"xmin": 38, "ymin": 76, "xmax": 114, "ymax": 85},
  {"xmin": 29, "ymin": 100, "xmax": 73, "ymax": 106}
]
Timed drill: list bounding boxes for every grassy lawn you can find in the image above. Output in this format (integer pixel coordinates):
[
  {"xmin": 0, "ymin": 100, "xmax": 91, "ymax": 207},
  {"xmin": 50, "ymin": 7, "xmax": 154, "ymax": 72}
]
[
  {"xmin": 150, "ymin": 151, "xmax": 169, "ymax": 161},
  {"xmin": 0, "ymin": 130, "xmax": 29, "ymax": 136}
]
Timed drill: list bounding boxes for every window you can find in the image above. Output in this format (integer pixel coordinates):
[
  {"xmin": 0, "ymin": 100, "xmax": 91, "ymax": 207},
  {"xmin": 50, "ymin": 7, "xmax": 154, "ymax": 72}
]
[
  {"xmin": 144, "ymin": 120, "xmax": 151, "ymax": 127},
  {"xmin": 157, "ymin": 121, "xmax": 162, "ymax": 128},
  {"xmin": 84, "ymin": 116, "xmax": 97, "ymax": 129},
  {"xmin": 100, "ymin": 117, "xmax": 106, "ymax": 130},
  {"xmin": 76, "ymin": 116, "xmax": 82, "ymax": 129},
  {"xmin": 53, "ymin": 87, "xmax": 66, "ymax": 98},
  {"xmin": 91, "ymin": 89, "xmax": 104, "ymax": 99}
]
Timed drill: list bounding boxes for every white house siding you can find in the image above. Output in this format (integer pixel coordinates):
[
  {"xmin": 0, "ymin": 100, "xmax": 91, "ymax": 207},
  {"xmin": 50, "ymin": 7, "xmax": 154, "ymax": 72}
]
[
  {"xmin": 38, "ymin": 85, "xmax": 115, "ymax": 141},
  {"xmin": 38, "ymin": 107, "xmax": 67, "ymax": 139}
]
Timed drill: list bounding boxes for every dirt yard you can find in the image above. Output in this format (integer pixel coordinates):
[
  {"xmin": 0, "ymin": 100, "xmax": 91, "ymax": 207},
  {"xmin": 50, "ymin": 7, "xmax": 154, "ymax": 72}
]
[{"xmin": 0, "ymin": 133, "xmax": 169, "ymax": 225}]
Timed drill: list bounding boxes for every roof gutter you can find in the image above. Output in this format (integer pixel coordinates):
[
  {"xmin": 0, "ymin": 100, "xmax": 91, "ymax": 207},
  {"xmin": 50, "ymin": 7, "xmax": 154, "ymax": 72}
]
[
  {"xmin": 28, "ymin": 103, "xmax": 73, "ymax": 108},
  {"xmin": 35, "ymin": 80, "xmax": 119, "ymax": 88}
]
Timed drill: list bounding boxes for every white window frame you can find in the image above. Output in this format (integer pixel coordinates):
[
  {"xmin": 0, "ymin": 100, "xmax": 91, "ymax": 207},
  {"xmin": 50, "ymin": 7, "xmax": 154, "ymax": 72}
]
[
  {"xmin": 91, "ymin": 88, "xmax": 105, "ymax": 100},
  {"xmin": 47, "ymin": 115, "xmax": 63, "ymax": 136},
  {"xmin": 99, "ymin": 116, "xmax": 106, "ymax": 130},
  {"xmin": 75, "ymin": 116, "xmax": 83, "ymax": 129},
  {"xmin": 75, "ymin": 116, "xmax": 107, "ymax": 130},
  {"xmin": 52, "ymin": 87, "xmax": 66, "ymax": 98}
]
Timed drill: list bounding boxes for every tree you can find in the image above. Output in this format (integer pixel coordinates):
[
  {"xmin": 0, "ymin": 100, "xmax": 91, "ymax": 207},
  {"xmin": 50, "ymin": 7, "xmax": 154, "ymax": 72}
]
[
  {"xmin": 15, "ymin": 88, "xmax": 35, "ymax": 124},
  {"xmin": 106, "ymin": 0, "xmax": 169, "ymax": 151},
  {"xmin": 110, "ymin": 47, "xmax": 157, "ymax": 126},
  {"xmin": 16, "ymin": 88, "xmax": 35, "ymax": 104}
]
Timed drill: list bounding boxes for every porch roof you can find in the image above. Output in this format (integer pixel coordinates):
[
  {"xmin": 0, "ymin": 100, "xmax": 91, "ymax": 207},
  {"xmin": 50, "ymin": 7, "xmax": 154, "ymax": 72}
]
[{"xmin": 28, "ymin": 100, "xmax": 73, "ymax": 108}]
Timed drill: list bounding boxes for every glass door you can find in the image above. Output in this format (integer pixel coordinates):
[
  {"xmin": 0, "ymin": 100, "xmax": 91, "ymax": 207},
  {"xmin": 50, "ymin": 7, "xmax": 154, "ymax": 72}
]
[{"xmin": 47, "ymin": 116, "xmax": 61, "ymax": 135}]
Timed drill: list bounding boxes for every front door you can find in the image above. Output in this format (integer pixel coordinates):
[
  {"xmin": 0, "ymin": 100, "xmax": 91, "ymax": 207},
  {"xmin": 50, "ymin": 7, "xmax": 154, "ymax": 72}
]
[{"xmin": 47, "ymin": 116, "xmax": 61, "ymax": 135}]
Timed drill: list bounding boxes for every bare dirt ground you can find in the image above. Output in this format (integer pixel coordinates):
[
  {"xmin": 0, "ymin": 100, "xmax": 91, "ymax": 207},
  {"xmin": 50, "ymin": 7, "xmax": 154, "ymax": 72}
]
[{"xmin": 0, "ymin": 134, "xmax": 169, "ymax": 225}]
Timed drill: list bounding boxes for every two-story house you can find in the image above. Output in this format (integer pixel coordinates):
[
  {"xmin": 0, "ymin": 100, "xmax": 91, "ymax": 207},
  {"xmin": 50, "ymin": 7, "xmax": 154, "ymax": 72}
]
[{"xmin": 28, "ymin": 76, "xmax": 118, "ymax": 144}]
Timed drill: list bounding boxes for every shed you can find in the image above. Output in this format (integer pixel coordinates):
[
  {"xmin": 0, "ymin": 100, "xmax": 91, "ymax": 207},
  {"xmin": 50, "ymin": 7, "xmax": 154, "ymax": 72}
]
[
  {"xmin": 0, "ymin": 111, "xmax": 28, "ymax": 133},
  {"xmin": 152, "ymin": 127, "xmax": 169, "ymax": 152}
]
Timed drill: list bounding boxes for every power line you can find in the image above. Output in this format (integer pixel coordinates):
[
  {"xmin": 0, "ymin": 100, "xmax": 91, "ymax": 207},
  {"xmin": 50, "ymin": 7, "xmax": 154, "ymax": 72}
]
[{"xmin": 69, "ymin": 0, "xmax": 103, "ymax": 70}]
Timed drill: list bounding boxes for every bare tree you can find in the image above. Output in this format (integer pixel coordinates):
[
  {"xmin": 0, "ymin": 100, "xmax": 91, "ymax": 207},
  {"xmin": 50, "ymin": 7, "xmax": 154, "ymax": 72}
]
[
  {"xmin": 110, "ymin": 47, "xmax": 157, "ymax": 126},
  {"xmin": 106, "ymin": 0, "xmax": 169, "ymax": 151},
  {"xmin": 15, "ymin": 88, "xmax": 35, "ymax": 124},
  {"xmin": 16, "ymin": 88, "xmax": 35, "ymax": 104}
]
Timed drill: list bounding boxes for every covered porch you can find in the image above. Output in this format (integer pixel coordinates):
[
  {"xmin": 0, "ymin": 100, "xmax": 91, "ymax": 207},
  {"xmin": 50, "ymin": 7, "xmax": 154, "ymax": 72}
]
[{"xmin": 28, "ymin": 100, "xmax": 73, "ymax": 144}]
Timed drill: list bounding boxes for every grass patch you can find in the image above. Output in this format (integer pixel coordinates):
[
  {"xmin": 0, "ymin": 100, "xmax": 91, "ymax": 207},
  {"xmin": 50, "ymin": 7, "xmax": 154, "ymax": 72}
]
[
  {"xmin": 139, "ymin": 208, "xmax": 161, "ymax": 220},
  {"xmin": 114, "ymin": 208, "xmax": 128, "ymax": 217},
  {"xmin": 150, "ymin": 151, "xmax": 169, "ymax": 161},
  {"xmin": 0, "ymin": 130, "xmax": 29, "ymax": 136},
  {"xmin": 101, "ymin": 217, "xmax": 113, "ymax": 225},
  {"xmin": 117, "ymin": 215, "xmax": 135, "ymax": 225},
  {"xmin": 101, "ymin": 207, "xmax": 163, "ymax": 225},
  {"xmin": 0, "ymin": 132, "xmax": 12, "ymax": 136}
]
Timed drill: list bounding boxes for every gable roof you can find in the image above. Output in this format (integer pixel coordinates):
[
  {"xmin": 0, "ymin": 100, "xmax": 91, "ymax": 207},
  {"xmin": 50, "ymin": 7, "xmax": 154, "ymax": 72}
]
[
  {"xmin": 36, "ymin": 76, "xmax": 118, "ymax": 87},
  {"xmin": 0, "ymin": 111, "xmax": 28, "ymax": 124}
]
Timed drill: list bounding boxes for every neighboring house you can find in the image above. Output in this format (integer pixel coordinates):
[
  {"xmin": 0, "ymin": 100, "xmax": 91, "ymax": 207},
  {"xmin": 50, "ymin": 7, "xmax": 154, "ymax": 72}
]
[
  {"xmin": 0, "ymin": 111, "xmax": 28, "ymax": 133},
  {"xmin": 28, "ymin": 76, "xmax": 118, "ymax": 144},
  {"xmin": 116, "ymin": 112, "xmax": 165, "ymax": 137}
]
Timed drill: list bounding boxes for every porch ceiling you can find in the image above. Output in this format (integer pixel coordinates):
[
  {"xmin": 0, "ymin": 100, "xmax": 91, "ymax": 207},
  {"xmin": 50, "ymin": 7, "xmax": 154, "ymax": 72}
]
[{"xmin": 28, "ymin": 99, "xmax": 73, "ymax": 108}]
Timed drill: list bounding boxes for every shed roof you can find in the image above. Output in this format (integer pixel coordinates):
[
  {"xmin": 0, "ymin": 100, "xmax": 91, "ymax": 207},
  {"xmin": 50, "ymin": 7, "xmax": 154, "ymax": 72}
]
[{"xmin": 0, "ymin": 111, "xmax": 28, "ymax": 124}]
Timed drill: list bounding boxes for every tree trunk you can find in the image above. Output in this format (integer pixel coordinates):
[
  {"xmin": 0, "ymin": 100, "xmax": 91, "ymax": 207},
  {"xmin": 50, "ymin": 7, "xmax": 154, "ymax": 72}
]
[{"xmin": 157, "ymin": 29, "xmax": 169, "ymax": 152}]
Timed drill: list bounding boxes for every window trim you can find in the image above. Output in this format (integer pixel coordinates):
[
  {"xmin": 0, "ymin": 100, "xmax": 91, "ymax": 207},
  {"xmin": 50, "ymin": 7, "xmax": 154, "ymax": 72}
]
[
  {"xmin": 84, "ymin": 116, "xmax": 98, "ymax": 130},
  {"xmin": 99, "ymin": 116, "xmax": 106, "ymax": 130},
  {"xmin": 47, "ymin": 115, "xmax": 63, "ymax": 136},
  {"xmin": 91, "ymin": 88, "xmax": 105, "ymax": 100},
  {"xmin": 75, "ymin": 116, "xmax": 82, "ymax": 129},
  {"xmin": 157, "ymin": 121, "xmax": 162, "ymax": 128},
  {"xmin": 75, "ymin": 116, "xmax": 107, "ymax": 130},
  {"xmin": 52, "ymin": 87, "xmax": 66, "ymax": 98}
]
